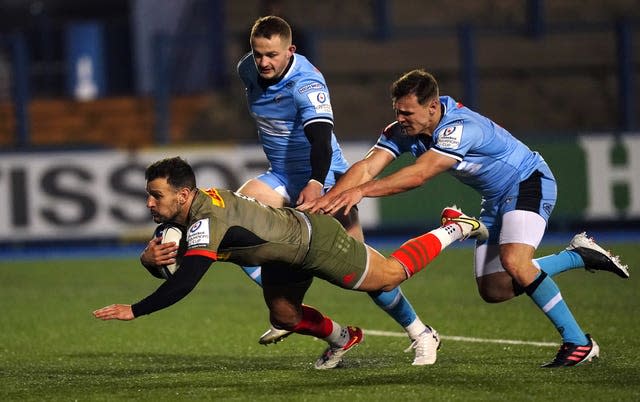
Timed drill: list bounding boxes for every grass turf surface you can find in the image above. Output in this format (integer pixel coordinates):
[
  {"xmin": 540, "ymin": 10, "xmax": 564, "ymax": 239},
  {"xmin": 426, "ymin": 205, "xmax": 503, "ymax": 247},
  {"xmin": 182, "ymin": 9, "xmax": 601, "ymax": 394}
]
[{"xmin": 1, "ymin": 243, "xmax": 638, "ymax": 401}]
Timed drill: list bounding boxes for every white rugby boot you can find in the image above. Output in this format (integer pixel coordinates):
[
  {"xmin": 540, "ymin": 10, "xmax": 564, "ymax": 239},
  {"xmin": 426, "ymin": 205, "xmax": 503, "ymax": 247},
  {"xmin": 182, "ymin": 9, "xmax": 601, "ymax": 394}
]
[
  {"xmin": 258, "ymin": 325, "xmax": 293, "ymax": 345},
  {"xmin": 566, "ymin": 232, "xmax": 629, "ymax": 279},
  {"xmin": 405, "ymin": 326, "xmax": 441, "ymax": 365},
  {"xmin": 314, "ymin": 326, "xmax": 364, "ymax": 370}
]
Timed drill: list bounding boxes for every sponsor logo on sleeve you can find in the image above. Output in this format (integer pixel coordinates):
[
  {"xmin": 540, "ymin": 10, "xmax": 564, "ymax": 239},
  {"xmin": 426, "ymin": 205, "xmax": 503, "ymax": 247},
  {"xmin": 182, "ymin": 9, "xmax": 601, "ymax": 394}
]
[
  {"xmin": 436, "ymin": 124, "xmax": 463, "ymax": 149},
  {"xmin": 187, "ymin": 218, "xmax": 210, "ymax": 248},
  {"xmin": 307, "ymin": 91, "xmax": 332, "ymax": 113},
  {"xmin": 298, "ymin": 82, "xmax": 324, "ymax": 94}
]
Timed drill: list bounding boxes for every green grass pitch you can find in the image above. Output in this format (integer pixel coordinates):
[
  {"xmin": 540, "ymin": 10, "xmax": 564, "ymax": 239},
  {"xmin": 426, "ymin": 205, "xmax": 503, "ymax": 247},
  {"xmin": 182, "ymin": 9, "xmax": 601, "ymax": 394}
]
[{"xmin": 1, "ymin": 242, "xmax": 638, "ymax": 401}]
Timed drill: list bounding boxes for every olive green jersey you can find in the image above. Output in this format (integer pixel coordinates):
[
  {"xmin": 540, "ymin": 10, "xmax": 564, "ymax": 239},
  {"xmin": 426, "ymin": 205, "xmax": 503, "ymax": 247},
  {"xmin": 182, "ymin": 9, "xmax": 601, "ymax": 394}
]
[
  {"xmin": 182, "ymin": 188, "xmax": 368, "ymax": 289},
  {"xmin": 183, "ymin": 188, "xmax": 311, "ymax": 267}
]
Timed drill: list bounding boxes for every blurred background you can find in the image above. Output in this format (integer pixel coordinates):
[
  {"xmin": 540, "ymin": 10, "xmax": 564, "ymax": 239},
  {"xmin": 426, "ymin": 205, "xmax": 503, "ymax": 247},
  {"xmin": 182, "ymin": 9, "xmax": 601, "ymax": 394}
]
[{"xmin": 0, "ymin": 0, "xmax": 638, "ymax": 249}]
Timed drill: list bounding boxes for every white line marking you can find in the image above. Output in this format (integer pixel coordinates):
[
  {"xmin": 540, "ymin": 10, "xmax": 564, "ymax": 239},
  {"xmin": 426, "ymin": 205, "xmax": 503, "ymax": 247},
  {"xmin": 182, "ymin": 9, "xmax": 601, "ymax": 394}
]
[{"xmin": 364, "ymin": 329, "xmax": 558, "ymax": 347}]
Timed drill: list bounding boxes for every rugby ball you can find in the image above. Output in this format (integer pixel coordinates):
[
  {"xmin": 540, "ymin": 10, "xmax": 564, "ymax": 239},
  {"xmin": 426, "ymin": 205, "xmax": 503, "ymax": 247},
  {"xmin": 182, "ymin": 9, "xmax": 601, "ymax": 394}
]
[{"xmin": 157, "ymin": 224, "xmax": 184, "ymax": 279}]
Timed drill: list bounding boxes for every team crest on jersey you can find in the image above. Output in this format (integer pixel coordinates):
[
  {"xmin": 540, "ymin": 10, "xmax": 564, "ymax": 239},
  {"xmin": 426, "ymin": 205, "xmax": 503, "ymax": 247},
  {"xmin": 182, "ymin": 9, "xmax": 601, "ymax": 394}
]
[
  {"xmin": 436, "ymin": 124, "xmax": 463, "ymax": 149},
  {"xmin": 307, "ymin": 91, "xmax": 332, "ymax": 113},
  {"xmin": 187, "ymin": 218, "xmax": 210, "ymax": 248},
  {"xmin": 298, "ymin": 82, "xmax": 324, "ymax": 94},
  {"xmin": 203, "ymin": 188, "xmax": 225, "ymax": 208}
]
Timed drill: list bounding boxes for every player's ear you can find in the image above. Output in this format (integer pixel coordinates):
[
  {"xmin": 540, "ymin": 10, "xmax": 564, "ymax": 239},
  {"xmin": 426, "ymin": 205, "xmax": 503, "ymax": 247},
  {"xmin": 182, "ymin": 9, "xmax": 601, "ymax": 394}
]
[
  {"xmin": 178, "ymin": 187, "xmax": 191, "ymax": 204},
  {"xmin": 427, "ymin": 97, "xmax": 439, "ymax": 114}
]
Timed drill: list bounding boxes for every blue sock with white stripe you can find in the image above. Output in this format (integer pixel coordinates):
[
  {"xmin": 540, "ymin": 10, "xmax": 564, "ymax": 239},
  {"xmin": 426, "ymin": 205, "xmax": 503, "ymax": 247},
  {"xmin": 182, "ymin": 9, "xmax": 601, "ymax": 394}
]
[
  {"xmin": 525, "ymin": 271, "xmax": 588, "ymax": 345},
  {"xmin": 240, "ymin": 266, "xmax": 262, "ymax": 286},
  {"xmin": 368, "ymin": 287, "xmax": 418, "ymax": 328},
  {"xmin": 534, "ymin": 250, "xmax": 584, "ymax": 277}
]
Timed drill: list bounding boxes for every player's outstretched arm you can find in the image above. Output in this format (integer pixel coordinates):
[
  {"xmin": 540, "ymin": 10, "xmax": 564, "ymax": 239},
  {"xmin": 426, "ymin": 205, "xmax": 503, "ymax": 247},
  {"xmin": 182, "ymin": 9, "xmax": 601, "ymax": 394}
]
[
  {"xmin": 340, "ymin": 150, "xmax": 457, "ymax": 211},
  {"xmin": 93, "ymin": 255, "xmax": 214, "ymax": 322}
]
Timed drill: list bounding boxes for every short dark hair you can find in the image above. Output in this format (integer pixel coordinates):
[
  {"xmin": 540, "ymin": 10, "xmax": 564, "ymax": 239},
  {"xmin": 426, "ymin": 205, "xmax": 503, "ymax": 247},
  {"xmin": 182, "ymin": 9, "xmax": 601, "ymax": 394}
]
[
  {"xmin": 145, "ymin": 157, "xmax": 196, "ymax": 191},
  {"xmin": 391, "ymin": 69, "xmax": 439, "ymax": 105},
  {"xmin": 250, "ymin": 15, "xmax": 292, "ymax": 42}
]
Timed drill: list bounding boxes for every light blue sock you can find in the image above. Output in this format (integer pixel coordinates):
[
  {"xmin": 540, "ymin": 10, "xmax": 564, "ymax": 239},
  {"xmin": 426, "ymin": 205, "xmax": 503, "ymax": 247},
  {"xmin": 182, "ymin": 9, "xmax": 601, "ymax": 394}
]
[
  {"xmin": 525, "ymin": 271, "xmax": 588, "ymax": 345},
  {"xmin": 368, "ymin": 287, "xmax": 417, "ymax": 328},
  {"xmin": 240, "ymin": 266, "xmax": 262, "ymax": 287},
  {"xmin": 534, "ymin": 250, "xmax": 584, "ymax": 277}
]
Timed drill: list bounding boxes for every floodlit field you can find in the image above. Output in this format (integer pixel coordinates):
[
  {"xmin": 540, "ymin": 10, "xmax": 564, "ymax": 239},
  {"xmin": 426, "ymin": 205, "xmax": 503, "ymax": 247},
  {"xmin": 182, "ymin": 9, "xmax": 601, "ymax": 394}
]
[{"xmin": 1, "ymin": 242, "xmax": 638, "ymax": 401}]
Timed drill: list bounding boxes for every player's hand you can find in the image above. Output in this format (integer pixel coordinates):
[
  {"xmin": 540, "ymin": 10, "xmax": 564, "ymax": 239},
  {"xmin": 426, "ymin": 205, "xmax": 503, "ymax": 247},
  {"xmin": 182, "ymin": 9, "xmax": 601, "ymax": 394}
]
[
  {"xmin": 322, "ymin": 188, "xmax": 363, "ymax": 215},
  {"xmin": 93, "ymin": 304, "xmax": 135, "ymax": 321},
  {"xmin": 297, "ymin": 192, "xmax": 336, "ymax": 214},
  {"xmin": 296, "ymin": 180, "xmax": 323, "ymax": 206},
  {"xmin": 140, "ymin": 236, "xmax": 178, "ymax": 267}
]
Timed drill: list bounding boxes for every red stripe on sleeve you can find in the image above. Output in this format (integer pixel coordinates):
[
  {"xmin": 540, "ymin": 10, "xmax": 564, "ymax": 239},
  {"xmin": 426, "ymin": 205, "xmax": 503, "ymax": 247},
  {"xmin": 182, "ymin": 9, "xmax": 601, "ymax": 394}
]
[{"xmin": 185, "ymin": 249, "xmax": 218, "ymax": 260}]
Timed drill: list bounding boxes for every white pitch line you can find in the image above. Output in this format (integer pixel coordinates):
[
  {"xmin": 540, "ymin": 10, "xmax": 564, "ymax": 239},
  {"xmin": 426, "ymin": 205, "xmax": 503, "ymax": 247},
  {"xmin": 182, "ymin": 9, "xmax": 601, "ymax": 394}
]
[{"xmin": 364, "ymin": 329, "xmax": 558, "ymax": 347}]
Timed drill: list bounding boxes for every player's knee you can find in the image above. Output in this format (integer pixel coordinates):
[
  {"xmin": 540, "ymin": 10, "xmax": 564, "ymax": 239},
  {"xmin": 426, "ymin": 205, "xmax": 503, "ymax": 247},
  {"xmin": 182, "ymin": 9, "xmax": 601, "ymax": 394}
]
[
  {"xmin": 477, "ymin": 278, "xmax": 515, "ymax": 303},
  {"xmin": 499, "ymin": 253, "xmax": 520, "ymax": 273}
]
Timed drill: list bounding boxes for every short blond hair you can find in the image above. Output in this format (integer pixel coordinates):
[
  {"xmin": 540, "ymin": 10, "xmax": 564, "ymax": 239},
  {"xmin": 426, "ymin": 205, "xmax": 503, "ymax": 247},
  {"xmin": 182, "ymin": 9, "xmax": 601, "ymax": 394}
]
[{"xmin": 250, "ymin": 15, "xmax": 292, "ymax": 44}]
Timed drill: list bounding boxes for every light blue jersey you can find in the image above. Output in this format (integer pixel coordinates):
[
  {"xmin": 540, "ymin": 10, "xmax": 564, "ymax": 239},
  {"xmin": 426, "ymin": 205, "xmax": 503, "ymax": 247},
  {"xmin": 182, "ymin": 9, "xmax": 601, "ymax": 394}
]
[
  {"xmin": 237, "ymin": 52, "xmax": 350, "ymax": 200},
  {"xmin": 376, "ymin": 96, "xmax": 603, "ymax": 350},
  {"xmin": 375, "ymin": 96, "xmax": 546, "ymax": 201}
]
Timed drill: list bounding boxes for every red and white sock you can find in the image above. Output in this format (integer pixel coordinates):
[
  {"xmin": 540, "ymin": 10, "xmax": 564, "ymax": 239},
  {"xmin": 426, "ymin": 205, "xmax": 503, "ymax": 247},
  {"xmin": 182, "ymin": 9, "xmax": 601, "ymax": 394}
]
[
  {"xmin": 290, "ymin": 305, "xmax": 334, "ymax": 339},
  {"xmin": 325, "ymin": 324, "xmax": 350, "ymax": 347},
  {"xmin": 289, "ymin": 305, "xmax": 349, "ymax": 347},
  {"xmin": 390, "ymin": 226, "xmax": 462, "ymax": 277}
]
